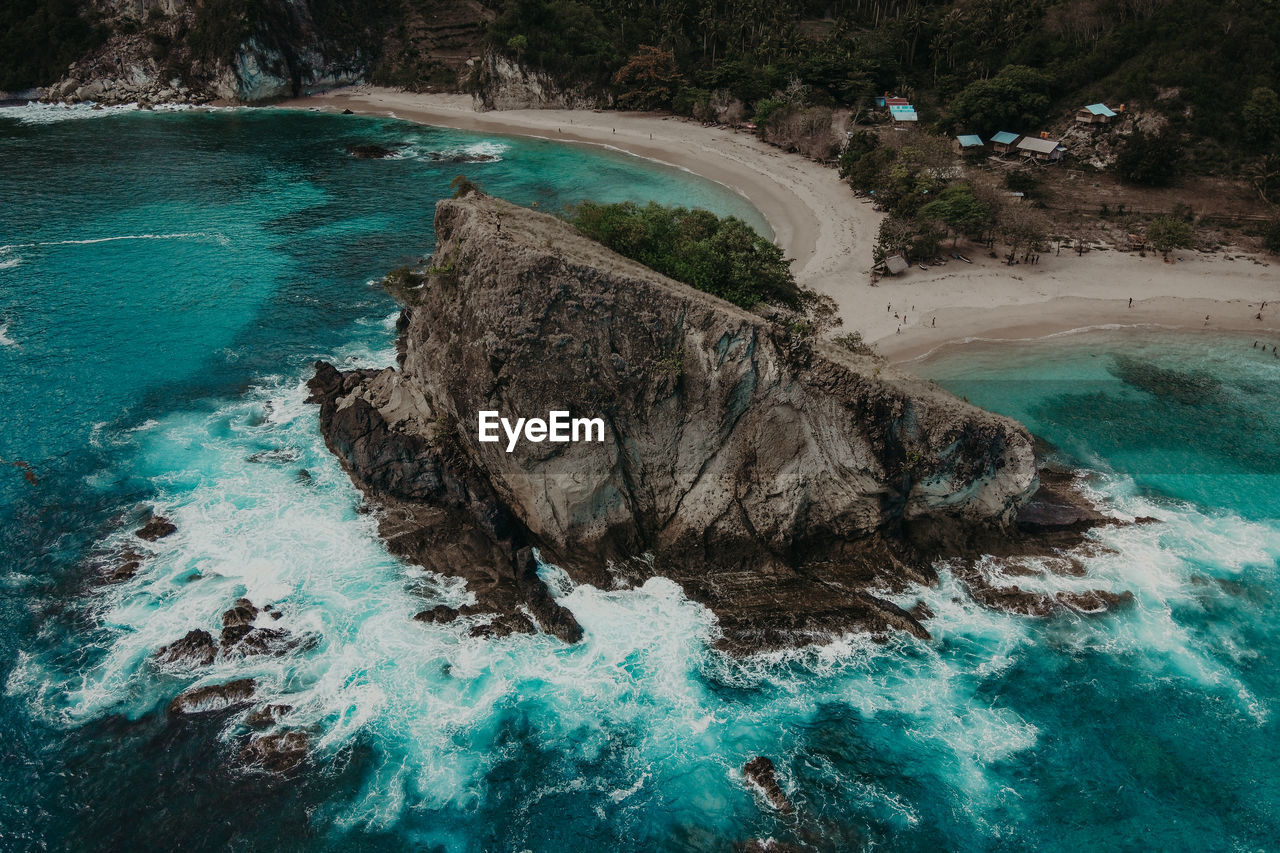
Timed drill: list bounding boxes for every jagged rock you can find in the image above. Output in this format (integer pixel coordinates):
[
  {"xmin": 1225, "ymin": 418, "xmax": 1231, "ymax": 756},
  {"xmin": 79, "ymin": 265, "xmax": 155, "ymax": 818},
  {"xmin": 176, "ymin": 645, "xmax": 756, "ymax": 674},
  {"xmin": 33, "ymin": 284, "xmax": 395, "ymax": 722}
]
[
  {"xmin": 222, "ymin": 598, "xmax": 259, "ymax": 629},
  {"xmin": 240, "ymin": 730, "xmax": 309, "ymax": 773},
  {"xmin": 963, "ymin": 577, "xmax": 1133, "ymax": 617},
  {"xmin": 743, "ymin": 756, "xmax": 793, "ymax": 814},
  {"xmin": 907, "ymin": 600, "xmax": 934, "ymax": 621},
  {"xmin": 346, "ymin": 143, "xmax": 396, "ymax": 159},
  {"xmin": 99, "ymin": 548, "xmax": 145, "ymax": 584},
  {"xmin": 136, "ymin": 514, "xmax": 177, "ymax": 541},
  {"xmin": 468, "ymin": 612, "xmax": 537, "ymax": 639},
  {"xmin": 222, "ymin": 626, "xmax": 301, "ymax": 657},
  {"xmin": 168, "ymin": 678, "xmax": 257, "ymax": 715},
  {"xmin": 413, "ymin": 605, "xmax": 461, "ymax": 624},
  {"xmin": 245, "ymin": 703, "xmax": 294, "ymax": 729},
  {"xmin": 155, "ymin": 630, "xmax": 217, "ymax": 667},
  {"xmin": 514, "ymin": 546, "xmax": 582, "ymax": 643},
  {"xmin": 307, "ymin": 195, "xmax": 1097, "ymax": 654},
  {"xmin": 1057, "ymin": 589, "xmax": 1135, "ymax": 613}
]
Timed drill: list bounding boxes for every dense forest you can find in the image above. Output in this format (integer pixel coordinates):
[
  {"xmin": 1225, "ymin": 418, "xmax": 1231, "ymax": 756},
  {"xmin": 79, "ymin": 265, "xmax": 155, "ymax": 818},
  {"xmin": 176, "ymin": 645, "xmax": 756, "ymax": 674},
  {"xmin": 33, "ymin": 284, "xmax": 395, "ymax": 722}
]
[
  {"xmin": 6, "ymin": 0, "xmax": 1278, "ymax": 160},
  {"xmin": 487, "ymin": 0, "xmax": 1280, "ymax": 163}
]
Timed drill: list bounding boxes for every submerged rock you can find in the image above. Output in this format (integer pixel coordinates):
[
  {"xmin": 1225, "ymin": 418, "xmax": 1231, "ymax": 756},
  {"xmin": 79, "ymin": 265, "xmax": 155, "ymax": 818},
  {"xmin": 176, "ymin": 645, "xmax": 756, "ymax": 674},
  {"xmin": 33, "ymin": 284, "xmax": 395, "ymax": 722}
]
[
  {"xmin": 245, "ymin": 703, "xmax": 294, "ymax": 729},
  {"xmin": 345, "ymin": 143, "xmax": 396, "ymax": 159},
  {"xmin": 240, "ymin": 730, "xmax": 309, "ymax": 773},
  {"xmin": 155, "ymin": 630, "xmax": 217, "ymax": 668},
  {"xmin": 427, "ymin": 151, "xmax": 498, "ymax": 163},
  {"xmin": 169, "ymin": 678, "xmax": 257, "ymax": 715},
  {"xmin": 743, "ymin": 756, "xmax": 793, "ymax": 814},
  {"xmin": 307, "ymin": 194, "xmax": 1096, "ymax": 654}
]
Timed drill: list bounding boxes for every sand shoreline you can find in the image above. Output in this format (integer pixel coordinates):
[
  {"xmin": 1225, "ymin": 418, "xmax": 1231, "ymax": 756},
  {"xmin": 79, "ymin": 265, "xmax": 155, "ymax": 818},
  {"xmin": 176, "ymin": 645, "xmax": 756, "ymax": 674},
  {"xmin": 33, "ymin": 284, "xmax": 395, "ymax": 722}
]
[{"xmin": 281, "ymin": 87, "xmax": 1280, "ymax": 362}]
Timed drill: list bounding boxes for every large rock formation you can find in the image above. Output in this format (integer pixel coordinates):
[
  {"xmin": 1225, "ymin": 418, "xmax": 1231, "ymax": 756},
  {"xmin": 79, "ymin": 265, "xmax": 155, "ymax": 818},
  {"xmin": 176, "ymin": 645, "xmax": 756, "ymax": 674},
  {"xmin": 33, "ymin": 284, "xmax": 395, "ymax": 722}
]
[
  {"xmin": 36, "ymin": 0, "xmax": 491, "ymax": 106},
  {"xmin": 309, "ymin": 194, "xmax": 1058, "ymax": 653},
  {"xmin": 471, "ymin": 54, "xmax": 612, "ymax": 111}
]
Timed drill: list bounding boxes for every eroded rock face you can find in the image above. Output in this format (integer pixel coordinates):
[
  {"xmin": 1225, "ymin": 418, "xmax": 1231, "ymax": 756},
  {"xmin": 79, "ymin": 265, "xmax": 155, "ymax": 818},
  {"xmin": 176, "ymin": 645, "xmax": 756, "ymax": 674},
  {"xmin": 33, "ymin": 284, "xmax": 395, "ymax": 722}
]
[
  {"xmin": 471, "ymin": 53, "xmax": 610, "ymax": 111},
  {"xmin": 309, "ymin": 195, "xmax": 1053, "ymax": 653}
]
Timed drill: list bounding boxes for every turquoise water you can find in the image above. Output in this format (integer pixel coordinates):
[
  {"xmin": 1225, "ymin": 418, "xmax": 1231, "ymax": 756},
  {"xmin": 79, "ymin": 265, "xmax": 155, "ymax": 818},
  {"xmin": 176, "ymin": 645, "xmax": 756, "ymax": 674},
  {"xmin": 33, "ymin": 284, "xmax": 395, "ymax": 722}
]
[{"xmin": 2, "ymin": 109, "xmax": 1279, "ymax": 851}]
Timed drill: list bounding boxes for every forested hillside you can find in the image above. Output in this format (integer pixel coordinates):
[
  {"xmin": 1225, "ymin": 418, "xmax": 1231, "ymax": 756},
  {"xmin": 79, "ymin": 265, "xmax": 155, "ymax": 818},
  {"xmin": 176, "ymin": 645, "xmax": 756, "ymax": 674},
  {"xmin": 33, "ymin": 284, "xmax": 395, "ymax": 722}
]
[
  {"xmin": 487, "ymin": 0, "xmax": 1280, "ymax": 165},
  {"xmin": 4, "ymin": 0, "xmax": 1278, "ymax": 170}
]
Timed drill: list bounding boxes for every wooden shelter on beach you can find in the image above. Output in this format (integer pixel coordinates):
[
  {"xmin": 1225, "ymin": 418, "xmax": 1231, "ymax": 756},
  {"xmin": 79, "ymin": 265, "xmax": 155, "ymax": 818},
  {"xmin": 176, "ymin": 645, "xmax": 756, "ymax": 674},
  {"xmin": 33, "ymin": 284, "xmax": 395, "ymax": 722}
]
[{"xmin": 883, "ymin": 254, "xmax": 909, "ymax": 275}]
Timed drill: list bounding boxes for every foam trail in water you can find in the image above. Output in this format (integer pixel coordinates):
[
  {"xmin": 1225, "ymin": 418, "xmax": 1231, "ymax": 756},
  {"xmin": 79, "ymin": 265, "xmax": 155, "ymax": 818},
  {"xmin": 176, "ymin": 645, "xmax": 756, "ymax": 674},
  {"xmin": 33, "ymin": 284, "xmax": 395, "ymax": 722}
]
[
  {"xmin": 0, "ymin": 232, "xmax": 231, "ymax": 251},
  {"xmin": 0, "ymin": 322, "xmax": 14, "ymax": 348}
]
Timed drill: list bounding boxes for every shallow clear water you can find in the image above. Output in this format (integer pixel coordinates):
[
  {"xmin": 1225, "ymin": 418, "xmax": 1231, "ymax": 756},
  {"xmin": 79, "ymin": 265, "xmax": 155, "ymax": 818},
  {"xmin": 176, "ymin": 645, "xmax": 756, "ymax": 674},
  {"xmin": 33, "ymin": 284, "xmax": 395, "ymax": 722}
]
[{"xmin": 2, "ymin": 109, "xmax": 1279, "ymax": 851}]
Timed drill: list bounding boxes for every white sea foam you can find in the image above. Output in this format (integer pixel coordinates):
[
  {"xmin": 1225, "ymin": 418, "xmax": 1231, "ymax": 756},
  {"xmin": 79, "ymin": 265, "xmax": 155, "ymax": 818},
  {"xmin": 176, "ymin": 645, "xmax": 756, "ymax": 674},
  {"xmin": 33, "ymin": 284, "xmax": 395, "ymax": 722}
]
[
  {"xmin": 15, "ymin": 327, "xmax": 1280, "ymax": 840},
  {"xmin": 0, "ymin": 322, "xmax": 15, "ymax": 348},
  {"xmin": 0, "ymin": 256, "xmax": 20, "ymax": 270},
  {"xmin": 0, "ymin": 101, "xmax": 208, "ymax": 125},
  {"xmin": 0, "ymin": 232, "xmax": 231, "ymax": 252},
  {"xmin": 406, "ymin": 139, "xmax": 511, "ymax": 163}
]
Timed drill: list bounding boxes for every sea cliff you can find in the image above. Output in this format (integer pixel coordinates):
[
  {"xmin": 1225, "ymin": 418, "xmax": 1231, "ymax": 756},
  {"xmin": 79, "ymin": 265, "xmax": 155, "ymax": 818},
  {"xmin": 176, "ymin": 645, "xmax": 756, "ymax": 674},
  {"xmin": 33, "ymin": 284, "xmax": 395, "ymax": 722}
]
[{"xmin": 308, "ymin": 194, "xmax": 1098, "ymax": 652}]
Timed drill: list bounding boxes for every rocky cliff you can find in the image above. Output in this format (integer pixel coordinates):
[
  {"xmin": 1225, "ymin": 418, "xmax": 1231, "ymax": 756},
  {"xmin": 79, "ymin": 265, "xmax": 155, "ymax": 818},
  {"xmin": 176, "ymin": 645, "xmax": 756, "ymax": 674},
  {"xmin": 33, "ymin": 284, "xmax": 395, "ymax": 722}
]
[
  {"xmin": 33, "ymin": 0, "xmax": 491, "ymax": 105},
  {"xmin": 470, "ymin": 54, "xmax": 611, "ymax": 111},
  {"xmin": 308, "ymin": 194, "xmax": 1096, "ymax": 653}
]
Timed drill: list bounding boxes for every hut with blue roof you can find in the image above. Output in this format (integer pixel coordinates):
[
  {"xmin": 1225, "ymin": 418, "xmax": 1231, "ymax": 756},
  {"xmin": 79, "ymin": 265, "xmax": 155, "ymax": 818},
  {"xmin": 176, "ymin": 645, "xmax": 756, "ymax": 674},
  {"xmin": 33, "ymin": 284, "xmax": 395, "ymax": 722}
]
[
  {"xmin": 954, "ymin": 134, "xmax": 984, "ymax": 154},
  {"xmin": 1076, "ymin": 103, "xmax": 1118, "ymax": 125},
  {"xmin": 991, "ymin": 131, "xmax": 1020, "ymax": 154}
]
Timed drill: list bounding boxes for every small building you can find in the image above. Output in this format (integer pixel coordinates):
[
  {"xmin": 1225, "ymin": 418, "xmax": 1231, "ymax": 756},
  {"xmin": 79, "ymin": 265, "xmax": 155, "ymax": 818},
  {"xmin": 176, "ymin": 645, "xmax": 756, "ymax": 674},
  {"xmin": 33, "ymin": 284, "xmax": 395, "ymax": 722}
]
[
  {"xmin": 1016, "ymin": 135, "xmax": 1066, "ymax": 162},
  {"xmin": 955, "ymin": 134, "xmax": 984, "ymax": 153},
  {"xmin": 884, "ymin": 254, "xmax": 909, "ymax": 275},
  {"xmin": 991, "ymin": 131, "xmax": 1020, "ymax": 154},
  {"xmin": 889, "ymin": 103, "xmax": 918, "ymax": 122},
  {"xmin": 1076, "ymin": 103, "xmax": 1117, "ymax": 125}
]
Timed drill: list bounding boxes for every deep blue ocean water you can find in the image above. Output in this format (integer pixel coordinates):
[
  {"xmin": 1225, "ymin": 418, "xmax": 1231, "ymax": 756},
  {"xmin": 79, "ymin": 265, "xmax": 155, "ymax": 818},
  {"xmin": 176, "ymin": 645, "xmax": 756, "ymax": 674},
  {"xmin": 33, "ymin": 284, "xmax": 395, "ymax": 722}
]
[{"xmin": 1, "ymin": 106, "xmax": 1278, "ymax": 852}]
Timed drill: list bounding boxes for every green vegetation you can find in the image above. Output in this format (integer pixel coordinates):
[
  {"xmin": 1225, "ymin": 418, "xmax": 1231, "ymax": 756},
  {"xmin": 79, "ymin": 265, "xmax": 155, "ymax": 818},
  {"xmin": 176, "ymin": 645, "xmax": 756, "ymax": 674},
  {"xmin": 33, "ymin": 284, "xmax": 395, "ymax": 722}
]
[
  {"xmin": 832, "ymin": 331, "xmax": 877, "ymax": 358},
  {"xmin": 0, "ymin": 0, "xmax": 103, "ymax": 91},
  {"xmin": 483, "ymin": 0, "xmax": 1280, "ymax": 179},
  {"xmin": 946, "ymin": 65, "xmax": 1050, "ymax": 138},
  {"xmin": 1265, "ymin": 219, "xmax": 1280, "ymax": 256},
  {"xmin": 1115, "ymin": 129, "xmax": 1183, "ymax": 187},
  {"xmin": 1147, "ymin": 215, "xmax": 1194, "ymax": 259},
  {"xmin": 570, "ymin": 201, "xmax": 799, "ymax": 309},
  {"xmin": 919, "ymin": 184, "xmax": 994, "ymax": 247}
]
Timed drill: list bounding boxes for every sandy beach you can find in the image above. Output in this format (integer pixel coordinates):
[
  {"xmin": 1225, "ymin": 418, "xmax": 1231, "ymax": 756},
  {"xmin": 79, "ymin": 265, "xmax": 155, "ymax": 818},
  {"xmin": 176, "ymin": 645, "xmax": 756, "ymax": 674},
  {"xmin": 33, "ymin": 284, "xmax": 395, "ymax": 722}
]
[{"xmin": 283, "ymin": 87, "xmax": 1280, "ymax": 361}]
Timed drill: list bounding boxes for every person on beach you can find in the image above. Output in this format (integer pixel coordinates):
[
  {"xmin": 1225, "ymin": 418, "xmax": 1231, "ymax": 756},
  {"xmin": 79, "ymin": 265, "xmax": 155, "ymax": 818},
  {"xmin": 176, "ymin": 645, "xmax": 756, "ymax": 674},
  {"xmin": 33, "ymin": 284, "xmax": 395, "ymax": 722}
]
[{"xmin": 1129, "ymin": 297, "xmax": 1133, "ymax": 308}]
